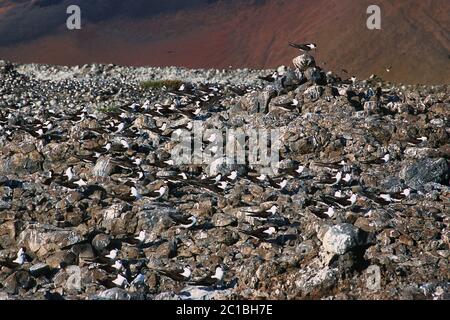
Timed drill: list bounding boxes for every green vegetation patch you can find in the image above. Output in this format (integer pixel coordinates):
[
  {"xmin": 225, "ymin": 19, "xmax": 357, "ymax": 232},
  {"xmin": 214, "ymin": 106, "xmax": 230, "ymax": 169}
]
[
  {"xmin": 141, "ymin": 79, "xmax": 184, "ymax": 91},
  {"xmin": 96, "ymin": 103, "xmax": 120, "ymax": 114}
]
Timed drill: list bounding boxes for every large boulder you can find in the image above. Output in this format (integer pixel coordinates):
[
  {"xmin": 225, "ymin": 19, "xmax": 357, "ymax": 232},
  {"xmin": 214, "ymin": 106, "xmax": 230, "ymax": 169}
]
[
  {"xmin": 0, "ymin": 151, "xmax": 43, "ymax": 176},
  {"xmin": 292, "ymin": 54, "xmax": 316, "ymax": 71},
  {"xmin": 321, "ymin": 223, "xmax": 367, "ymax": 255},
  {"xmin": 18, "ymin": 224, "xmax": 83, "ymax": 258},
  {"xmin": 236, "ymin": 87, "xmax": 277, "ymax": 114},
  {"xmin": 400, "ymin": 158, "xmax": 449, "ymax": 189}
]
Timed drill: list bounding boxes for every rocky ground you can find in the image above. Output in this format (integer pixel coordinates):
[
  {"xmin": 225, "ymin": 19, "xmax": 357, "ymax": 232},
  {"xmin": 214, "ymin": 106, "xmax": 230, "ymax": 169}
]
[{"xmin": 0, "ymin": 56, "xmax": 448, "ymax": 300}]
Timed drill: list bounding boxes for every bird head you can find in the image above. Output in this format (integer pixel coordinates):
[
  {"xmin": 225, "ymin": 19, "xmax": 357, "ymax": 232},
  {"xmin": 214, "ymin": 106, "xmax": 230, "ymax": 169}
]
[
  {"xmin": 264, "ymin": 226, "xmax": 277, "ymax": 235},
  {"xmin": 267, "ymin": 205, "xmax": 278, "ymax": 214},
  {"xmin": 181, "ymin": 265, "xmax": 192, "ymax": 278}
]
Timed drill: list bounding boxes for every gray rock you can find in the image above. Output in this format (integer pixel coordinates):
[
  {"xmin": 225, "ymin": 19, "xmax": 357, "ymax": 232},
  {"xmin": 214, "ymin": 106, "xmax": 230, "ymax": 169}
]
[
  {"xmin": 136, "ymin": 204, "xmax": 177, "ymax": 241},
  {"xmin": 153, "ymin": 291, "xmax": 183, "ymax": 300},
  {"xmin": 0, "ymin": 199, "xmax": 12, "ymax": 211},
  {"xmin": 292, "ymin": 54, "xmax": 316, "ymax": 71},
  {"xmin": 71, "ymin": 243, "xmax": 95, "ymax": 260},
  {"xmin": 29, "ymin": 263, "xmax": 51, "ymax": 277},
  {"xmin": 45, "ymin": 251, "xmax": 77, "ymax": 269},
  {"xmin": 380, "ymin": 176, "xmax": 404, "ymax": 193},
  {"xmin": 92, "ymin": 156, "xmax": 115, "ymax": 177},
  {"xmin": 322, "ymin": 224, "xmax": 364, "ymax": 255},
  {"xmin": 303, "ymin": 85, "xmax": 324, "ymax": 102},
  {"xmin": 206, "ymin": 157, "xmax": 236, "ymax": 177},
  {"xmin": 3, "ymin": 271, "xmax": 34, "ymax": 294},
  {"xmin": 400, "ymin": 158, "xmax": 449, "ymax": 189},
  {"xmin": 238, "ymin": 87, "xmax": 277, "ymax": 114},
  {"xmin": 304, "ymin": 67, "xmax": 324, "ymax": 84},
  {"xmin": 0, "ymin": 151, "xmax": 43, "ymax": 175},
  {"xmin": 179, "ymin": 286, "xmax": 233, "ymax": 300},
  {"xmin": 1, "ymin": 56, "xmax": 449, "ymax": 301},
  {"xmin": 279, "ymin": 69, "xmax": 305, "ymax": 91},
  {"xmin": 92, "ymin": 234, "xmax": 111, "ymax": 252},
  {"xmin": 212, "ymin": 213, "xmax": 237, "ymax": 227},
  {"xmin": 18, "ymin": 224, "xmax": 83, "ymax": 257},
  {"xmin": 0, "ymin": 220, "xmax": 16, "ymax": 247},
  {"xmin": 64, "ymin": 266, "xmax": 82, "ymax": 292},
  {"xmin": 95, "ymin": 288, "xmax": 132, "ymax": 300},
  {"xmin": 294, "ymin": 265, "xmax": 338, "ymax": 296}
]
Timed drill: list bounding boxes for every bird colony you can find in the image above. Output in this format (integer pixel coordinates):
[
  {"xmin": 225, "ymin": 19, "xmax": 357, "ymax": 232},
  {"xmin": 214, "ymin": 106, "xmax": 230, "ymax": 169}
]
[{"xmin": 0, "ymin": 47, "xmax": 448, "ymax": 300}]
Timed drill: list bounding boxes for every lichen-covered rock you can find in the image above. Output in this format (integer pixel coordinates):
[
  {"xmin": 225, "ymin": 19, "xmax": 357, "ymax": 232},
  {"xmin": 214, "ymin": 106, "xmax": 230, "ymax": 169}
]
[
  {"xmin": 237, "ymin": 87, "xmax": 277, "ymax": 114},
  {"xmin": 0, "ymin": 151, "xmax": 43, "ymax": 175},
  {"xmin": 92, "ymin": 156, "xmax": 115, "ymax": 177},
  {"xmin": 321, "ymin": 224, "xmax": 366, "ymax": 255},
  {"xmin": 18, "ymin": 224, "xmax": 83, "ymax": 257},
  {"xmin": 400, "ymin": 158, "xmax": 449, "ymax": 189},
  {"xmin": 95, "ymin": 288, "xmax": 132, "ymax": 300},
  {"xmin": 292, "ymin": 54, "xmax": 316, "ymax": 71}
]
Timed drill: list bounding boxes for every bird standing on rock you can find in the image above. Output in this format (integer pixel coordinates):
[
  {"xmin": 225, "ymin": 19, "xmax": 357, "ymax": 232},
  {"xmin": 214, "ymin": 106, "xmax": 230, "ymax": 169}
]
[
  {"xmin": 239, "ymin": 225, "xmax": 279, "ymax": 240},
  {"xmin": 189, "ymin": 265, "xmax": 226, "ymax": 287},
  {"xmin": 0, "ymin": 247, "xmax": 30, "ymax": 269},
  {"xmin": 154, "ymin": 265, "xmax": 192, "ymax": 282}
]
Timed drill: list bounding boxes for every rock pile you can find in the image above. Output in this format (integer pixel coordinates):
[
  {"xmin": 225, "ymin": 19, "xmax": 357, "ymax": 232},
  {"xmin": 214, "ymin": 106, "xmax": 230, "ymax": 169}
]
[{"xmin": 0, "ymin": 53, "xmax": 448, "ymax": 300}]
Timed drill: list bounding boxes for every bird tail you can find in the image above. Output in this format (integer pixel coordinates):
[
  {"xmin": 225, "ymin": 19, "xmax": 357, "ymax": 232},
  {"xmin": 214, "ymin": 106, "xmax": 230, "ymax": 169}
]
[{"xmin": 288, "ymin": 42, "xmax": 301, "ymax": 49}]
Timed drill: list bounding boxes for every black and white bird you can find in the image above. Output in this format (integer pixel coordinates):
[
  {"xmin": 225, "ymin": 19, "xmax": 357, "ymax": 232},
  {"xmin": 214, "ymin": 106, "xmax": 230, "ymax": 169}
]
[
  {"xmin": 274, "ymin": 98, "xmax": 300, "ymax": 111},
  {"xmin": 105, "ymin": 249, "xmax": 118, "ymax": 260},
  {"xmin": 279, "ymin": 164, "xmax": 311, "ymax": 179},
  {"xmin": 135, "ymin": 230, "xmax": 147, "ymax": 243},
  {"xmin": 317, "ymin": 171, "xmax": 343, "ymax": 186},
  {"xmin": 155, "ymin": 265, "xmax": 192, "ymax": 282},
  {"xmin": 100, "ymin": 273, "xmax": 129, "ymax": 288},
  {"xmin": 239, "ymin": 225, "xmax": 278, "ymax": 240},
  {"xmin": 314, "ymin": 160, "xmax": 351, "ymax": 172},
  {"xmin": 225, "ymin": 170, "xmax": 239, "ymax": 182},
  {"xmin": 112, "ymin": 260, "xmax": 125, "ymax": 271},
  {"xmin": 150, "ymin": 185, "xmax": 169, "ymax": 199},
  {"xmin": 131, "ymin": 185, "xmax": 168, "ymax": 201},
  {"xmin": 189, "ymin": 265, "xmax": 226, "ymax": 287},
  {"xmin": 258, "ymin": 72, "xmax": 278, "ymax": 83},
  {"xmin": 289, "ymin": 42, "xmax": 317, "ymax": 52},
  {"xmin": 390, "ymin": 188, "xmax": 414, "ymax": 201},
  {"xmin": 320, "ymin": 193, "xmax": 358, "ymax": 209},
  {"xmin": 309, "ymin": 205, "xmax": 335, "ymax": 219},
  {"xmin": 378, "ymin": 189, "xmax": 414, "ymax": 203},
  {"xmin": 245, "ymin": 172, "xmax": 269, "ymax": 184},
  {"xmin": 169, "ymin": 213, "xmax": 198, "ymax": 229},
  {"xmin": 269, "ymin": 176, "xmax": 289, "ymax": 190},
  {"xmin": 116, "ymin": 230, "xmax": 148, "ymax": 245},
  {"xmin": 94, "ymin": 259, "xmax": 125, "ymax": 274},
  {"xmin": 360, "ymin": 188, "xmax": 411, "ymax": 206},
  {"xmin": 361, "ymin": 154, "xmax": 390, "ymax": 165},
  {"xmin": 405, "ymin": 136, "xmax": 428, "ymax": 146},
  {"xmin": 0, "ymin": 247, "xmax": 29, "ymax": 269},
  {"xmin": 342, "ymin": 173, "xmax": 355, "ymax": 186},
  {"xmin": 244, "ymin": 205, "xmax": 278, "ymax": 220}
]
